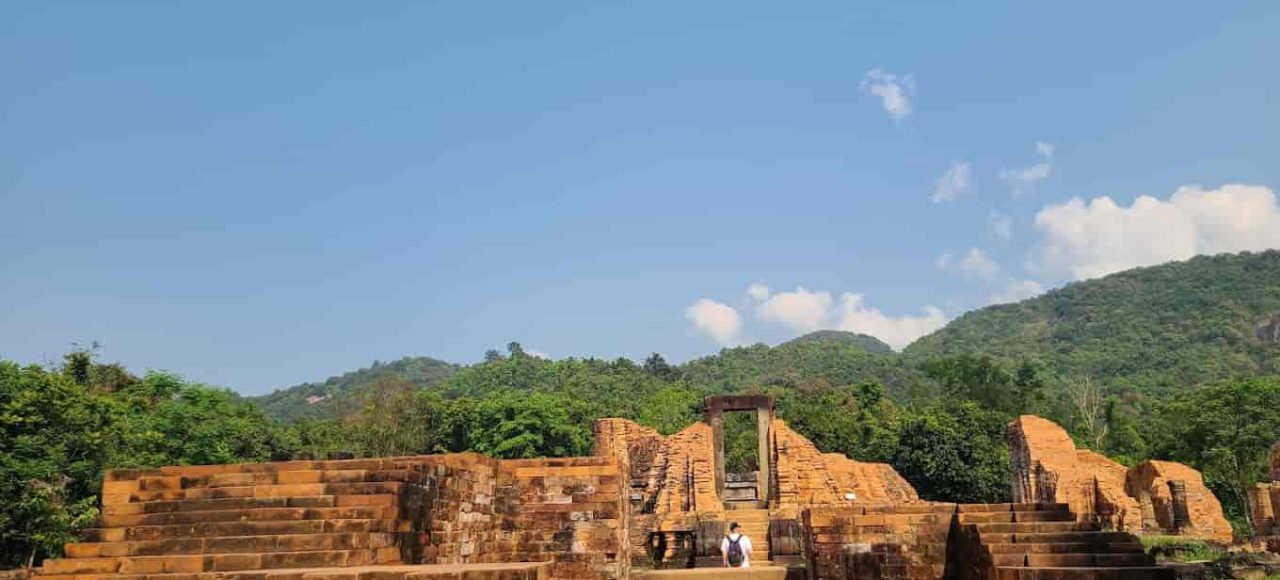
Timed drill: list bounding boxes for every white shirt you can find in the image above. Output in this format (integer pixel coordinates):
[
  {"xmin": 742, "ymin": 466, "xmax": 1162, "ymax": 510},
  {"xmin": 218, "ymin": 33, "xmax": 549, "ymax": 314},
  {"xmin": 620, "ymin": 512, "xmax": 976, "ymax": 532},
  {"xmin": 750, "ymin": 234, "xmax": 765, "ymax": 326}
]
[{"xmin": 720, "ymin": 533, "xmax": 753, "ymax": 568}]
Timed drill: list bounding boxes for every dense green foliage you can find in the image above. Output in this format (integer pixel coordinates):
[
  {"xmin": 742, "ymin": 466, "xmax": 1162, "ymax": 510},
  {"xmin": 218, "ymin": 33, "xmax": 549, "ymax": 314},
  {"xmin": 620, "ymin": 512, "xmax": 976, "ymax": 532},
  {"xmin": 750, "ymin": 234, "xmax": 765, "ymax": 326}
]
[
  {"xmin": 1151, "ymin": 377, "xmax": 1280, "ymax": 534},
  {"xmin": 253, "ymin": 356, "xmax": 458, "ymax": 422},
  {"xmin": 679, "ymin": 338, "xmax": 924, "ymax": 400},
  {"xmin": 906, "ymin": 251, "xmax": 1280, "ymax": 395},
  {"xmin": 781, "ymin": 330, "xmax": 893, "ymax": 353},
  {"xmin": 6, "ymin": 253, "xmax": 1280, "ymax": 568},
  {"xmin": 0, "ymin": 351, "xmax": 289, "ymax": 568}
]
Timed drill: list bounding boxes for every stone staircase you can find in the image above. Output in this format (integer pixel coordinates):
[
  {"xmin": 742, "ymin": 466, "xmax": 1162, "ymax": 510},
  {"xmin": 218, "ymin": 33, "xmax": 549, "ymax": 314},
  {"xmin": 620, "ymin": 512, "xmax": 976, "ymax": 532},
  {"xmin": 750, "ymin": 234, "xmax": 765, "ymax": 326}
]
[
  {"xmin": 36, "ymin": 459, "xmax": 441, "ymax": 580},
  {"xmin": 722, "ymin": 508, "xmax": 771, "ymax": 566},
  {"xmin": 961, "ymin": 503, "xmax": 1173, "ymax": 580}
]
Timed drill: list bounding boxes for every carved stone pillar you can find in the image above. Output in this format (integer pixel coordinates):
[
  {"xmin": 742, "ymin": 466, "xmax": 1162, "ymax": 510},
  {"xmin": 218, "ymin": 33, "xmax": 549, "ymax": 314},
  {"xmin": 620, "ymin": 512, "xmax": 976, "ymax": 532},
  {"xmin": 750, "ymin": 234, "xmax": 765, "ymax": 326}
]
[
  {"xmin": 1168, "ymin": 480, "xmax": 1190, "ymax": 534},
  {"xmin": 756, "ymin": 406, "xmax": 771, "ymax": 503}
]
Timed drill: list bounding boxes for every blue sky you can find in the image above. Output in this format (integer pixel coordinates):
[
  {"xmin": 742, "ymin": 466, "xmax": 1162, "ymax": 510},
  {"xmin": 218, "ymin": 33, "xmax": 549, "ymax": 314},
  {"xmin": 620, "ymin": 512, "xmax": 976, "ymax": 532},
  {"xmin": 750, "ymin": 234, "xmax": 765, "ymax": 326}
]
[{"xmin": 3, "ymin": 1, "xmax": 1277, "ymax": 394}]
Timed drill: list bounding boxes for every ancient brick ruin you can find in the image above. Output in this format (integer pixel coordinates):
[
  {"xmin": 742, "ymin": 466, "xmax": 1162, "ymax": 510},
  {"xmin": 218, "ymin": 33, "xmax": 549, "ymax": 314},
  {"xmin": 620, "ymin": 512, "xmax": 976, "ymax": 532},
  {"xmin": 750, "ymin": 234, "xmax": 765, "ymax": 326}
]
[
  {"xmin": 32, "ymin": 399, "xmax": 1252, "ymax": 580},
  {"xmin": 1007, "ymin": 415, "xmax": 1233, "ymax": 542},
  {"xmin": 1249, "ymin": 443, "xmax": 1280, "ymax": 550}
]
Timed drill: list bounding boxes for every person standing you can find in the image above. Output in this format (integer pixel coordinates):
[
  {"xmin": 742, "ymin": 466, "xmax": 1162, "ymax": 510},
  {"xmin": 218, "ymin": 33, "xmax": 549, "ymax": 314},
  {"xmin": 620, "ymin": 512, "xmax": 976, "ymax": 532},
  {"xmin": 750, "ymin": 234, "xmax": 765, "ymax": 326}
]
[{"xmin": 720, "ymin": 521, "xmax": 753, "ymax": 569}]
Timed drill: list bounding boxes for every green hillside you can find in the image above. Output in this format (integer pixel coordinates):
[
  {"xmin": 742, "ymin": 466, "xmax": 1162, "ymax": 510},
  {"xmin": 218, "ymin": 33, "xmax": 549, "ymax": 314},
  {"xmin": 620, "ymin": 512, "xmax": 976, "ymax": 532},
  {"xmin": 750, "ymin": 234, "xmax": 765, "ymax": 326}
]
[
  {"xmin": 253, "ymin": 356, "xmax": 459, "ymax": 421},
  {"xmin": 679, "ymin": 333, "xmax": 920, "ymax": 398},
  {"xmin": 782, "ymin": 330, "xmax": 893, "ymax": 353},
  {"xmin": 904, "ymin": 250, "xmax": 1280, "ymax": 394}
]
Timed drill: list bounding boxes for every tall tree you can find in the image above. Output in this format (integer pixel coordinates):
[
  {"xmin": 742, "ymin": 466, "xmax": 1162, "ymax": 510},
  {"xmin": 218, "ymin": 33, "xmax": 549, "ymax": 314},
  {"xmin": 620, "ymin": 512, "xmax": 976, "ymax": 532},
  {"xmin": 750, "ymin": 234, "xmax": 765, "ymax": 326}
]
[{"xmin": 1155, "ymin": 377, "xmax": 1280, "ymax": 533}]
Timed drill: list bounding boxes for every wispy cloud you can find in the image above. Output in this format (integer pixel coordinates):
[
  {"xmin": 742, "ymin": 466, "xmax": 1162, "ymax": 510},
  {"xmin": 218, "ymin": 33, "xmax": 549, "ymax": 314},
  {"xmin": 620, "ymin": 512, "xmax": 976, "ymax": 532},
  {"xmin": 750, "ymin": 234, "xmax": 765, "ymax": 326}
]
[
  {"xmin": 860, "ymin": 68, "xmax": 915, "ymax": 121},
  {"xmin": 989, "ymin": 210, "xmax": 1013, "ymax": 240},
  {"xmin": 932, "ymin": 161, "xmax": 972, "ymax": 203},
  {"xmin": 999, "ymin": 141, "xmax": 1054, "ymax": 196},
  {"xmin": 937, "ymin": 247, "xmax": 1001, "ymax": 280},
  {"xmin": 988, "ymin": 279, "xmax": 1045, "ymax": 305}
]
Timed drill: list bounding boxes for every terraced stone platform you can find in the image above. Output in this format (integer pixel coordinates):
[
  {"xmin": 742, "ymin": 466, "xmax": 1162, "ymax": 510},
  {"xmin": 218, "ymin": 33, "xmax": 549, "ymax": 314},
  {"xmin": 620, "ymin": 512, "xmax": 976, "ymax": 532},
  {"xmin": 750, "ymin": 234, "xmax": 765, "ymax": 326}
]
[
  {"xmin": 39, "ymin": 562, "xmax": 550, "ymax": 580},
  {"xmin": 961, "ymin": 503, "xmax": 1174, "ymax": 580},
  {"xmin": 634, "ymin": 566, "xmax": 787, "ymax": 580}
]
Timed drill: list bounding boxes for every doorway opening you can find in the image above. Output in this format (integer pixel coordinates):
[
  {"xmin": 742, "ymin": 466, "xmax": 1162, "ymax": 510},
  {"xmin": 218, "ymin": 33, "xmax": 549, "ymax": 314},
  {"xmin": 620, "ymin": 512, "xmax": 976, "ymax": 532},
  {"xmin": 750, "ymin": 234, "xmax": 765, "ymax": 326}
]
[{"xmin": 705, "ymin": 395, "xmax": 774, "ymax": 509}]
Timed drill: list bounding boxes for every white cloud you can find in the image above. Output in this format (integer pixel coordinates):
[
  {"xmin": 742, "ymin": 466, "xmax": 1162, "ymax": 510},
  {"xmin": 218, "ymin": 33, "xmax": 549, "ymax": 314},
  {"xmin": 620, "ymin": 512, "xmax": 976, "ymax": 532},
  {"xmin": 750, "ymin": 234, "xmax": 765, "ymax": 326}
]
[
  {"xmin": 989, "ymin": 210, "xmax": 1013, "ymax": 241},
  {"xmin": 760, "ymin": 287, "xmax": 952, "ymax": 349},
  {"xmin": 1032, "ymin": 183, "xmax": 1280, "ymax": 280},
  {"xmin": 960, "ymin": 248, "xmax": 1000, "ymax": 280},
  {"xmin": 686, "ymin": 298, "xmax": 742, "ymax": 345},
  {"xmin": 835, "ymin": 293, "xmax": 948, "ymax": 350},
  {"xmin": 756, "ymin": 287, "xmax": 833, "ymax": 334},
  {"xmin": 999, "ymin": 141, "xmax": 1054, "ymax": 196},
  {"xmin": 746, "ymin": 282, "xmax": 770, "ymax": 302},
  {"xmin": 938, "ymin": 247, "xmax": 1000, "ymax": 279},
  {"xmin": 932, "ymin": 161, "xmax": 972, "ymax": 203},
  {"xmin": 988, "ymin": 279, "xmax": 1045, "ymax": 305},
  {"xmin": 526, "ymin": 349, "xmax": 551, "ymax": 359},
  {"xmin": 860, "ymin": 68, "xmax": 915, "ymax": 121}
]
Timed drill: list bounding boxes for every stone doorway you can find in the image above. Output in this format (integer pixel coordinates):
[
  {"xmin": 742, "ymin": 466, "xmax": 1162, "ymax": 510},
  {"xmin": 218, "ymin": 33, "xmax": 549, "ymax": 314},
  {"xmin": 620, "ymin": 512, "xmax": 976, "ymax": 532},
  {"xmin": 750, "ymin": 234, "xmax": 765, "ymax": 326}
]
[{"xmin": 705, "ymin": 395, "xmax": 773, "ymax": 508}]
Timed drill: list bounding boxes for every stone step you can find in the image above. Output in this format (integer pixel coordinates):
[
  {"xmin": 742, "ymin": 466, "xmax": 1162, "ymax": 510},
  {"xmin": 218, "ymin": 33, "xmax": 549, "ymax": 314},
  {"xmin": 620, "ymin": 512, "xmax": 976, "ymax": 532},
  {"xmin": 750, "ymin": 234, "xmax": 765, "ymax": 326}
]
[
  {"xmin": 638, "ymin": 565, "xmax": 788, "ymax": 579},
  {"xmin": 862, "ymin": 503, "xmax": 960, "ymax": 515},
  {"xmin": 958, "ymin": 503, "xmax": 1071, "ymax": 513},
  {"xmin": 65, "ymin": 532, "xmax": 401, "ymax": 558},
  {"xmin": 984, "ymin": 542, "xmax": 1146, "ymax": 554},
  {"xmin": 807, "ymin": 513, "xmax": 953, "ymax": 528},
  {"xmin": 958, "ymin": 511, "xmax": 1075, "ymax": 524},
  {"xmin": 101, "ymin": 506, "xmax": 398, "ymax": 528},
  {"xmin": 993, "ymin": 566, "xmax": 1174, "ymax": 580},
  {"xmin": 84, "ymin": 519, "xmax": 408, "ymax": 543},
  {"xmin": 107, "ymin": 483, "xmax": 409, "ymax": 505},
  {"xmin": 977, "ymin": 531, "xmax": 1137, "ymax": 545},
  {"xmin": 37, "ymin": 561, "xmax": 551, "ymax": 580},
  {"xmin": 990, "ymin": 553, "xmax": 1156, "ymax": 567},
  {"xmin": 42, "ymin": 548, "xmax": 403, "ymax": 575},
  {"xmin": 105, "ymin": 494, "xmax": 401, "ymax": 517},
  {"xmin": 972, "ymin": 521, "xmax": 1099, "ymax": 534}
]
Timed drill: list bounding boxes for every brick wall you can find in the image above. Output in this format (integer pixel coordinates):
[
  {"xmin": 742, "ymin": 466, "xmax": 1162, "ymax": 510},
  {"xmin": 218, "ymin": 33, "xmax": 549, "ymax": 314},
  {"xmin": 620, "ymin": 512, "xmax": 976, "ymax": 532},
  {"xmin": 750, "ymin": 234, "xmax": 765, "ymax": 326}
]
[
  {"xmin": 651, "ymin": 423, "xmax": 719, "ymax": 516},
  {"xmin": 412, "ymin": 453, "xmax": 499, "ymax": 564},
  {"xmin": 487, "ymin": 457, "xmax": 629, "ymax": 580},
  {"xmin": 772, "ymin": 421, "xmax": 920, "ymax": 515},
  {"xmin": 803, "ymin": 505, "xmax": 956, "ymax": 580}
]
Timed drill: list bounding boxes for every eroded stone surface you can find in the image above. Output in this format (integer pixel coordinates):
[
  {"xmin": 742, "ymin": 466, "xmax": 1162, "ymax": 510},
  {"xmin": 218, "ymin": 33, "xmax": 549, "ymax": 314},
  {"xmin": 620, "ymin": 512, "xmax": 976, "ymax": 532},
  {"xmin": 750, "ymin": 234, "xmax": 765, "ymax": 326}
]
[{"xmin": 1008, "ymin": 415, "xmax": 1231, "ymax": 542}]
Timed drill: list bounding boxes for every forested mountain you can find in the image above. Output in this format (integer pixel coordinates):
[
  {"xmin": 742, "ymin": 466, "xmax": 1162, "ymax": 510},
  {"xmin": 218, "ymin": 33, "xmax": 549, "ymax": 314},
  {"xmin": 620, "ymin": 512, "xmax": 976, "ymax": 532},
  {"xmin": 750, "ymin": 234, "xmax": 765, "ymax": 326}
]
[
  {"xmin": 679, "ymin": 334, "xmax": 921, "ymax": 399},
  {"xmin": 256, "ymin": 250, "xmax": 1280, "ymax": 421},
  {"xmin": 782, "ymin": 330, "xmax": 893, "ymax": 353},
  {"xmin": 253, "ymin": 356, "xmax": 458, "ymax": 421},
  {"xmin": 905, "ymin": 250, "xmax": 1280, "ymax": 395}
]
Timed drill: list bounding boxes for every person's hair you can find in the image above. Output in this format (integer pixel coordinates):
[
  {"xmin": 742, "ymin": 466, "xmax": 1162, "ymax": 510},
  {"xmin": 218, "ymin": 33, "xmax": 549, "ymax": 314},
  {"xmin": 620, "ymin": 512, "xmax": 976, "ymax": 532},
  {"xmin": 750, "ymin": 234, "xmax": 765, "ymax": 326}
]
[{"xmin": 729, "ymin": 522, "xmax": 740, "ymax": 531}]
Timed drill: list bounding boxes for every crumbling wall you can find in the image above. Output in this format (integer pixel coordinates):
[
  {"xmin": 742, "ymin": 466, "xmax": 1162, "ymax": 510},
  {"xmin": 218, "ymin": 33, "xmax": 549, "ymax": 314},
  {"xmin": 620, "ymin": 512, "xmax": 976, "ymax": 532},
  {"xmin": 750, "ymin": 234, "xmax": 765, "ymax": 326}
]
[
  {"xmin": 771, "ymin": 421, "xmax": 919, "ymax": 514},
  {"xmin": 824, "ymin": 454, "xmax": 920, "ymax": 506},
  {"xmin": 772, "ymin": 420, "xmax": 844, "ymax": 509},
  {"xmin": 1008, "ymin": 416, "xmax": 1140, "ymax": 531},
  {"xmin": 1008, "ymin": 415, "xmax": 1232, "ymax": 540},
  {"xmin": 489, "ymin": 457, "xmax": 629, "ymax": 580},
  {"xmin": 1126, "ymin": 460, "xmax": 1232, "ymax": 542},
  {"xmin": 651, "ymin": 422, "xmax": 720, "ymax": 515},
  {"xmin": 1077, "ymin": 449, "xmax": 1142, "ymax": 533}
]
